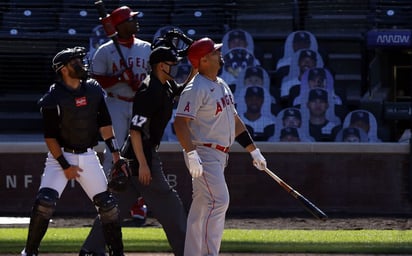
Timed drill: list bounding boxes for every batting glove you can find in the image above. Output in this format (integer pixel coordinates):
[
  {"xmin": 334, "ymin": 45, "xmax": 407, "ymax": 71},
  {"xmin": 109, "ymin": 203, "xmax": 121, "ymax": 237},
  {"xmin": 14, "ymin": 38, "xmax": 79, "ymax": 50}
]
[
  {"xmin": 250, "ymin": 148, "xmax": 266, "ymax": 171},
  {"xmin": 186, "ymin": 150, "xmax": 203, "ymax": 178}
]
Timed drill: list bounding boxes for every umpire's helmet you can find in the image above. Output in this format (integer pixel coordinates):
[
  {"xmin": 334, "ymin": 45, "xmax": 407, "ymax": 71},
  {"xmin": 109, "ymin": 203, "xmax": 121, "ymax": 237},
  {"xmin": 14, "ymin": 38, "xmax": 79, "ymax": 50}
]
[
  {"xmin": 52, "ymin": 46, "xmax": 87, "ymax": 72},
  {"xmin": 187, "ymin": 37, "xmax": 222, "ymax": 68}
]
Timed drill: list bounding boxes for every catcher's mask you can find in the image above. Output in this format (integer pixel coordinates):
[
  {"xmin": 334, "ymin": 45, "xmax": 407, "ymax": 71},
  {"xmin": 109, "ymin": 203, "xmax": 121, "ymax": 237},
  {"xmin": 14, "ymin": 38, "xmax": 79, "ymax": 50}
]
[{"xmin": 52, "ymin": 46, "xmax": 89, "ymax": 79}]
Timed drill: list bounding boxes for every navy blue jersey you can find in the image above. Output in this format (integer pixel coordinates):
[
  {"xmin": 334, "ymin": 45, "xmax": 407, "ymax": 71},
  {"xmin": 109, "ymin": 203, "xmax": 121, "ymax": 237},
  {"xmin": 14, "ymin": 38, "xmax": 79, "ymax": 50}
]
[
  {"xmin": 130, "ymin": 74, "xmax": 178, "ymax": 148},
  {"xmin": 38, "ymin": 79, "xmax": 111, "ymax": 149}
]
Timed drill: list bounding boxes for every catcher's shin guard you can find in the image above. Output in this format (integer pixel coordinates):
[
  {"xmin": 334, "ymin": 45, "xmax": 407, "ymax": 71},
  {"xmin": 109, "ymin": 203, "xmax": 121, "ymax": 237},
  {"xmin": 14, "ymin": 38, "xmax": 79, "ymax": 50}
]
[
  {"xmin": 93, "ymin": 191, "xmax": 124, "ymax": 255},
  {"xmin": 25, "ymin": 188, "xmax": 59, "ymax": 254}
]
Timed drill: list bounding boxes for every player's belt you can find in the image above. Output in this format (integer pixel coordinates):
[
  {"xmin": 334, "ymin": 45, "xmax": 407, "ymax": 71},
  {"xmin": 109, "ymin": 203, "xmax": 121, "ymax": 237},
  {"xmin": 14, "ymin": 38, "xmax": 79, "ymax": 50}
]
[
  {"xmin": 63, "ymin": 147, "xmax": 90, "ymax": 154},
  {"xmin": 203, "ymin": 143, "xmax": 230, "ymax": 153},
  {"xmin": 107, "ymin": 92, "xmax": 134, "ymax": 102}
]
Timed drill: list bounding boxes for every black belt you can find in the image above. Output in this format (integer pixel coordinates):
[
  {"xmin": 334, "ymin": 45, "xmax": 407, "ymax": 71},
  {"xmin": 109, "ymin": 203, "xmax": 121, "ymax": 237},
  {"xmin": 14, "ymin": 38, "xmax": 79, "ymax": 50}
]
[{"xmin": 63, "ymin": 147, "xmax": 90, "ymax": 154}]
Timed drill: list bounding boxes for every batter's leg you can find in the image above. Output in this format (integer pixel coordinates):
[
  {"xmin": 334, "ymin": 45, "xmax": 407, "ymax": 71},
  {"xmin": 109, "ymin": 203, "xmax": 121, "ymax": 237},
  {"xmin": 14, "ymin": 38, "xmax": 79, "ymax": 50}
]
[{"xmin": 184, "ymin": 149, "xmax": 229, "ymax": 256}]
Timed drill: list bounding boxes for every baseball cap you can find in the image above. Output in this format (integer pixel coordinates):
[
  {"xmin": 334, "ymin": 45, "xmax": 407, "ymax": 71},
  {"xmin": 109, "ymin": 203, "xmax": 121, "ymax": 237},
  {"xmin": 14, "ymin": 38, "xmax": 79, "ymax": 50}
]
[
  {"xmin": 280, "ymin": 127, "xmax": 299, "ymax": 139},
  {"xmin": 245, "ymin": 67, "xmax": 263, "ymax": 80},
  {"xmin": 282, "ymin": 108, "xmax": 301, "ymax": 120},
  {"xmin": 245, "ymin": 86, "xmax": 264, "ymax": 98},
  {"xmin": 188, "ymin": 37, "xmax": 222, "ymax": 68},
  {"xmin": 111, "ymin": 6, "xmax": 139, "ymax": 27},
  {"xmin": 308, "ymin": 68, "xmax": 326, "ymax": 81},
  {"xmin": 293, "ymin": 31, "xmax": 311, "ymax": 44},
  {"xmin": 350, "ymin": 111, "xmax": 369, "ymax": 124},
  {"xmin": 228, "ymin": 30, "xmax": 246, "ymax": 42},
  {"xmin": 149, "ymin": 46, "xmax": 181, "ymax": 65},
  {"xmin": 299, "ymin": 49, "xmax": 317, "ymax": 62},
  {"xmin": 308, "ymin": 88, "xmax": 328, "ymax": 102}
]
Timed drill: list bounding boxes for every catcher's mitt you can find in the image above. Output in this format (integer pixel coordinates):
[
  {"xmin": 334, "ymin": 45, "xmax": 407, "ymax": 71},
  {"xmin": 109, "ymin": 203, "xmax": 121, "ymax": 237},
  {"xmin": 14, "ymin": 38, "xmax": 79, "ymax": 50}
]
[
  {"xmin": 151, "ymin": 28, "xmax": 193, "ymax": 58},
  {"xmin": 108, "ymin": 158, "xmax": 130, "ymax": 192}
]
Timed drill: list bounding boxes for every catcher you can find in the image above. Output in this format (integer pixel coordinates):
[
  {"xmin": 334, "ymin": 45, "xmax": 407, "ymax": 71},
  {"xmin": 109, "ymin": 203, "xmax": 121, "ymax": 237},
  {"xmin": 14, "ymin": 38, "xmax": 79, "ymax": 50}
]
[
  {"xmin": 22, "ymin": 47, "xmax": 125, "ymax": 256},
  {"xmin": 80, "ymin": 30, "xmax": 194, "ymax": 256}
]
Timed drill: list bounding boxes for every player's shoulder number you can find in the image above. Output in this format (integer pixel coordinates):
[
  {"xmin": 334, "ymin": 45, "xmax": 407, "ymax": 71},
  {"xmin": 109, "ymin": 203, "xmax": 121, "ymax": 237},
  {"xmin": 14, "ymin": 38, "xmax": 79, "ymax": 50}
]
[{"xmin": 131, "ymin": 114, "xmax": 147, "ymax": 127}]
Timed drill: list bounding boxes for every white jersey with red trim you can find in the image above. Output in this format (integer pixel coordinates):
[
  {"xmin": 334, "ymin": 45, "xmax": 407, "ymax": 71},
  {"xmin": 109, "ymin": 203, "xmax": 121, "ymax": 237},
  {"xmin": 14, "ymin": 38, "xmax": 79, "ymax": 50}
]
[
  {"xmin": 175, "ymin": 74, "xmax": 237, "ymax": 148},
  {"xmin": 91, "ymin": 37, "xmax": 151, "ymax": 98}
]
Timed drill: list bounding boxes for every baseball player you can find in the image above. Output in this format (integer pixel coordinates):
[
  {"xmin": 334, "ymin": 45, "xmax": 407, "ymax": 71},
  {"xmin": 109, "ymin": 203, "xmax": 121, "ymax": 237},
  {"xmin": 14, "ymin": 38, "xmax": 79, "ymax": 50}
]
[
  {"xmin": 21, "ymin": 47, "xmax": 125, "ymax": 256},
  {"xmin": 90, "ymin": 5, "xmax": 151, "ymax": 172},
  {"xmin": 91, "ymin": 4, "xmax": 151, "ymax": 226},
  {"xmin": 173, "ymin": 37, "xmax": 267, "ymax": 256}
]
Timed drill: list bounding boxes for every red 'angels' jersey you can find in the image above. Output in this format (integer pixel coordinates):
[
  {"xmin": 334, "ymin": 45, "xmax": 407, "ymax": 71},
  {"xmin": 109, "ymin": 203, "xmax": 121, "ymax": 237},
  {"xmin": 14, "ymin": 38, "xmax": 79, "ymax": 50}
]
[{"xmin": 91, "ymin": 37, "xmax": 151, "ymax": 98}]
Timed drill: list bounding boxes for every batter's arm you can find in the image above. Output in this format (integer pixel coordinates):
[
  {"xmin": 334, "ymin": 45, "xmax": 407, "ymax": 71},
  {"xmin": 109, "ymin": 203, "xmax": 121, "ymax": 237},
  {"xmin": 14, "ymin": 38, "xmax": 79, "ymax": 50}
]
[
  {"xmin": 174, "ymin": 116, "xmax": 196, "ymax": 152},
  {"xmin": 234, "ymin": 114, "xmax": 257, "ymax": 153}
]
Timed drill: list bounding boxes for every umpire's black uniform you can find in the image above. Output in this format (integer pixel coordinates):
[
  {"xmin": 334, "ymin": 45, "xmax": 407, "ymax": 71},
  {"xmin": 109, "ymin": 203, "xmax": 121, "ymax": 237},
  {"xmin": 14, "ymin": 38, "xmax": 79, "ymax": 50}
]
[{"xmin": 81, "ymin": 47, "xmax": 187, "ymax": 256}]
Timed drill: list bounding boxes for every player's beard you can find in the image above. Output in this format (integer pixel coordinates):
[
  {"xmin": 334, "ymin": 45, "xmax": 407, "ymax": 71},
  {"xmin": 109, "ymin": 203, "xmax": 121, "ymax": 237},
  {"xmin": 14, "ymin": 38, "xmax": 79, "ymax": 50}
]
[{"xmin": 69, "ymin": 63, "xmax": 88, "ymax": 80}]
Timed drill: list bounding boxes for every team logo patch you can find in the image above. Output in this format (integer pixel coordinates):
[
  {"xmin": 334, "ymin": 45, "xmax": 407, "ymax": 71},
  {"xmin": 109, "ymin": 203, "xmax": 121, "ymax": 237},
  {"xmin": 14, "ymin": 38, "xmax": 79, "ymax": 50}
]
[
  {"xmin": 184, "ymin": 101, "xmax": 190, "ymax": 112},
  {"xmin": 75, "ymin": 96, "xmax": 87, "ymax": 107}
]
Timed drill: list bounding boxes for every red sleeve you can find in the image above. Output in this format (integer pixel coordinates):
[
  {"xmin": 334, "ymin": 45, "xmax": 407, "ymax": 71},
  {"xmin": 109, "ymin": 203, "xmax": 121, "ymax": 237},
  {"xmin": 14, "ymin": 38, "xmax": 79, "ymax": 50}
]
[{"xmin": 92, "ymin": 74, "xmax": 120, "ymax": 89}]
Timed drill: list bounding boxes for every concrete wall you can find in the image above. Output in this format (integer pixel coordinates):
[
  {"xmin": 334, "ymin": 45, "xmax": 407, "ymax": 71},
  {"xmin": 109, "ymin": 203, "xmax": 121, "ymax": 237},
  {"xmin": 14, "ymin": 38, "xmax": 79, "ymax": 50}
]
[{"xmin": 1, "ymin": 140, "xmax": 411, "ymax": 217}]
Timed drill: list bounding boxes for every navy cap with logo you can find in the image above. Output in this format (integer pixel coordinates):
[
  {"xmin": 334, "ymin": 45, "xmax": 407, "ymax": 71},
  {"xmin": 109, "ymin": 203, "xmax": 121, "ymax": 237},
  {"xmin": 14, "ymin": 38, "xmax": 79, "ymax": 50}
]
[
  {"xmin": 245, "ymin": 67, "xmax": 263, "ymax": 80},
  {"xmin": 308, "ymin": 88, "xmax": 328, "ymax": 102},
  {"xmin": 282, "ymin": 108, "xmax": 302, "ymax": 120},
  {"xmin": 293, "ymin": 31, "xmax": 310, "ymax": 44},
  {"xmin": 229, "ymin": 30, "xmax": 247, "ymax": 42},
  {"xmin": 350, "ymin": 111, "xmax": 369, "ymax": 124},
  {"xmin": 299, "ymin": 49, "xmax": 317, "ymax": 62},
  {"xmin": 308, "ymin": 68, "xmax": 326, "ymax": 81},
  {"xmin": 245, "ymin": 86, "xmax": 264, "ymax": 98}
]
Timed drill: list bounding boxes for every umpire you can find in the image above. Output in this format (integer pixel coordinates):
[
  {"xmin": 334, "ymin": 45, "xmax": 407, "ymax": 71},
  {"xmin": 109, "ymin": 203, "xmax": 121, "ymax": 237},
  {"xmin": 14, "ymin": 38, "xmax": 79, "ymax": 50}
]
[
  {"xmin": 22, "ymin": 47, "xmax": 125, "ymax": 256},
  {"xmin": 80, "ymin": 46, "xmax": 193, "ymax": 256}
]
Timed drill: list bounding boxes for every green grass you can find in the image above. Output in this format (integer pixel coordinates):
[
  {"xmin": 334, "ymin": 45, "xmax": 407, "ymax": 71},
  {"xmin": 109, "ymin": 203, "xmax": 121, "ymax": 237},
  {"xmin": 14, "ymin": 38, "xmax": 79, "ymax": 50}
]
[{"xmin": 1, "ymin": 227, "xmax": 412, "ymax": 254}]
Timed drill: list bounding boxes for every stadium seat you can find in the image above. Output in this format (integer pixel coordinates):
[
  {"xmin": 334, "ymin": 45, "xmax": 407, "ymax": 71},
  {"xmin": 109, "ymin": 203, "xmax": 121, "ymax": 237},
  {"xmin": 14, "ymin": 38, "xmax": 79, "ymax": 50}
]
[
  {"xmin": 59, "ymin": 8, "xmax": 100, "ymax": 38},
  {"xmin": 1, "ymin": 7, "xmax": 58, "ymax": 36},
  {"xmin": 171, "ymin": 8, "xmax": 225, "ymax": 38},
  {"xmin": 7, "ymin": 0, "xmax": 59, "ymax": 8},
  {"xmin": 369, "ymin": 0, "xmax": 412, "ymax": 29},
  {"xmin": 63, "ymin": 0, "xmax": 120, "ymax": 13},
  {"xmin": 135, "ymin": 9, "xmax": 171, "ymax": 37},
  {"xmin": 233, "ymin": 0, "xmax": 295, "ymax": 38}
]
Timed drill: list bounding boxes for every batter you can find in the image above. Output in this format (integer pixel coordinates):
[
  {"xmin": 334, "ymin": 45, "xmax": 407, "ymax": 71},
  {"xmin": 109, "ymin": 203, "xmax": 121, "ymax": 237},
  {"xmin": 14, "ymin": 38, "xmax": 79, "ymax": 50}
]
[
  {"xmin": 91, "ymin": 5, "xmax": 151, "ymax": 172},
  {"xmin": 174, "ymin": 37, "xmax": 267, "ymax": 256}
]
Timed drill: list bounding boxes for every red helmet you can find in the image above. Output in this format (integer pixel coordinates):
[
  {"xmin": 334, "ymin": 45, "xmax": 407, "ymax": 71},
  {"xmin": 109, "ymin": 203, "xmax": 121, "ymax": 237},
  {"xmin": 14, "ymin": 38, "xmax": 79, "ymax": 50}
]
[
  {"xmin": 188, "ymin": 37, "xmax": 222, "ymax": 68},
  {"xmin": 110, "ymin": 6, "xmax": 139, "ymax": 27}
]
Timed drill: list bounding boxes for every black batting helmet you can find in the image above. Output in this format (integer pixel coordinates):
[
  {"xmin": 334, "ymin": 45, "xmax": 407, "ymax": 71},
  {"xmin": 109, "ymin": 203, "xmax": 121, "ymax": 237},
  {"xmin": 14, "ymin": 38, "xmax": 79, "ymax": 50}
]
[{"xmin": 52, "ymin": 46, "xmax": 87, "ymax": 72}]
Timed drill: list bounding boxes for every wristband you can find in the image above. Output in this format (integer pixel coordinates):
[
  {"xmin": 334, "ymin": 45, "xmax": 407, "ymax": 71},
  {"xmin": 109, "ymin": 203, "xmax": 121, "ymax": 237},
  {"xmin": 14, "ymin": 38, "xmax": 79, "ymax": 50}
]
[
  {"xmin": 235, "ymin": 130, "xmax": 254, "ymax": 148},
  {"xmin": 105, "ymin": 136, "xmax": 120, "ymax": 153},
  {"xmin": 56, "ymin": 155, "xmax": 70, "ymax": 170}
]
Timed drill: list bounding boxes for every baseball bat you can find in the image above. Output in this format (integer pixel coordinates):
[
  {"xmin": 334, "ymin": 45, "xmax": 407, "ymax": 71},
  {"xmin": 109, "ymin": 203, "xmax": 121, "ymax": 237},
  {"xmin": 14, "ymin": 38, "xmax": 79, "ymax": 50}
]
[
  {"xmin": 264, "ymin": 167, "xmax": 328, "ymax": 220},
  {"xmin": 94, "ymin": 0, "xmax": 128, "ymax": 68}
]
